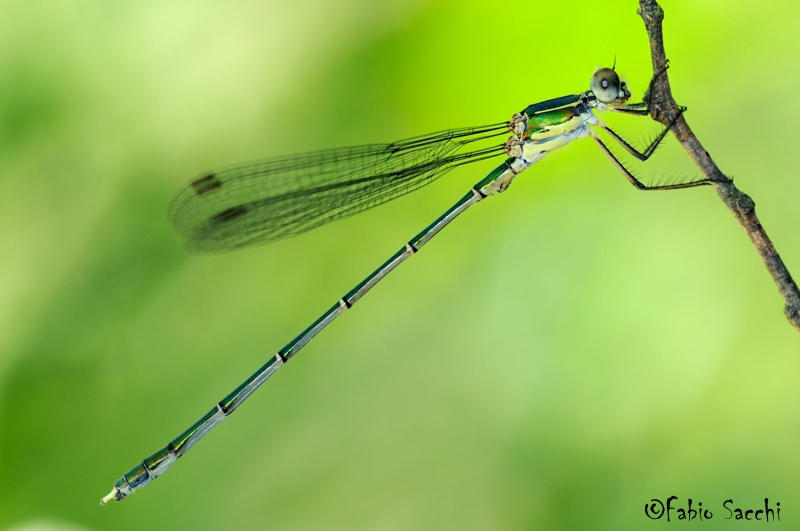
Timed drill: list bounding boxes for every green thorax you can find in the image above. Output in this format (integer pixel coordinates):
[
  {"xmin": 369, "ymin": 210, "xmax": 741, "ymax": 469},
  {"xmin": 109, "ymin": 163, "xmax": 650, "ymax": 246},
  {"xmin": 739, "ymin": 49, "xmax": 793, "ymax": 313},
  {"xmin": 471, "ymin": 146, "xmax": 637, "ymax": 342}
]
[{"xmin": 525, "ymin": 107, "xmax": 580, "ymax": 136}]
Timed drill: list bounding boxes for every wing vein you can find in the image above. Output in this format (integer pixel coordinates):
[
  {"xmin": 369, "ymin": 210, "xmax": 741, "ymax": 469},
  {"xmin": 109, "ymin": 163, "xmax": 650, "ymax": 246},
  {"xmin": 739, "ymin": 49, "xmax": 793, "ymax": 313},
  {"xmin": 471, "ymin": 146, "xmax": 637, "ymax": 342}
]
[{"xmin": 169, "ymin": 123, "xmax": 508, "ymax": 252}]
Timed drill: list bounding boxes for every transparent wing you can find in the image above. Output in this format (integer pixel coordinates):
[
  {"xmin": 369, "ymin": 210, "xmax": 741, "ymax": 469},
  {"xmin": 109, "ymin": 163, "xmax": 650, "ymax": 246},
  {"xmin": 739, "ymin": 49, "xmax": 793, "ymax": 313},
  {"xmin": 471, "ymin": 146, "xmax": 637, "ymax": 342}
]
[{"xmin": 169, "ymin": 123, "xmax": 508, "ymax": 252}]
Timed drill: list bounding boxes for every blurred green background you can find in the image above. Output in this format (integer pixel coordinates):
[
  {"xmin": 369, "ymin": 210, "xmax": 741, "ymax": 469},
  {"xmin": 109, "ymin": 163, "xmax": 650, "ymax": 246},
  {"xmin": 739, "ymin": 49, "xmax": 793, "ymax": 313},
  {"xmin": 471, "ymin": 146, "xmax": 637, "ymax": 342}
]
[{"xmin": 1, "ymin": 0, "xmax": 799, "ymax": 529}]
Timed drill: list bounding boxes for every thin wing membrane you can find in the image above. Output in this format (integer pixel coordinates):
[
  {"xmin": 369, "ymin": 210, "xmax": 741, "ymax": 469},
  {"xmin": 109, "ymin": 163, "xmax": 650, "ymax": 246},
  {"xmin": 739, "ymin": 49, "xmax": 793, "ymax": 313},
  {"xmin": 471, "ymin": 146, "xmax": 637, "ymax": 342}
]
[{"xmin": 169, "ymin": 124, "xmax": 508, "ymax": 252}]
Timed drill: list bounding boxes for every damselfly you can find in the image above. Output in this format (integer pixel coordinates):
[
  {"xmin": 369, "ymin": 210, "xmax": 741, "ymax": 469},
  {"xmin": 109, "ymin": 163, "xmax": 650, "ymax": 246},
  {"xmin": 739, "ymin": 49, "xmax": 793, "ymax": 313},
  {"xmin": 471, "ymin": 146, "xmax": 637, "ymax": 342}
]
[{"xmin": 102, "ymin": 65, "xmax": 712, "ymax": 504}]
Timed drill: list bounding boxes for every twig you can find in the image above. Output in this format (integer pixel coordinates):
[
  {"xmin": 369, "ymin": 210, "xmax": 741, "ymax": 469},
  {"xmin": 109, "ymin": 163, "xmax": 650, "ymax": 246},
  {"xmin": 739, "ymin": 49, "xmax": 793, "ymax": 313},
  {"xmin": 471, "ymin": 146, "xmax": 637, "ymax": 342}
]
[{"xmin": 637, "ymin": 0, "xmax": 800, "ymax": 331}]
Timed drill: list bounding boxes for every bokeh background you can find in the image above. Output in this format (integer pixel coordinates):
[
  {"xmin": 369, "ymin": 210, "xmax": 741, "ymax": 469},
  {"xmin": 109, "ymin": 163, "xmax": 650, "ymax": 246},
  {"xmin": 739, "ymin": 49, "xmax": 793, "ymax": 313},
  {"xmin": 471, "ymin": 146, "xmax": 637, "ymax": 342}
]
[{"xmin": 1, "ymin": 0, "xmax": 799, "ymax": 529}]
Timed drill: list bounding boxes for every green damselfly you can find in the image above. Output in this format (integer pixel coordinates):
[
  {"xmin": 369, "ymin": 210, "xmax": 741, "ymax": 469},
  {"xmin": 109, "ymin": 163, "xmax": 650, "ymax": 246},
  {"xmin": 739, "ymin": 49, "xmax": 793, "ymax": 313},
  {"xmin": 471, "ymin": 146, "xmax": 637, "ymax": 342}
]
[{"xmin": 102, "ymin": 65, "xmax": 712, "ymax": 504}]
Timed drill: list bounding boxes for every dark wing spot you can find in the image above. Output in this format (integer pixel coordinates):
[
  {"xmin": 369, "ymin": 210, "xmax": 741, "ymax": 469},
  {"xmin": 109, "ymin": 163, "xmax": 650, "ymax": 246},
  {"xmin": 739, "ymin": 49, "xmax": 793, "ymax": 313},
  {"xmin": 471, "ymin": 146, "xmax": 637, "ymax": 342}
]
[
  {"xmin": 191, "ymin": 173, "xmax": 223, "ymax": 196},
  {"xmin": 211, "ymin": 206, "xmax": 248, "ymax": 224}
]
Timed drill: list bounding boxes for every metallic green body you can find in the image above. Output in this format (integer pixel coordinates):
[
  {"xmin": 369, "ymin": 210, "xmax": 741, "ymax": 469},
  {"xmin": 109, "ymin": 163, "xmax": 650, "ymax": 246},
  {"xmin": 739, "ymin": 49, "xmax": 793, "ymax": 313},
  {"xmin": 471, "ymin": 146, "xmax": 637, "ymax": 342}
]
[
  {"xmin": 103, "ymin": 159, "xmax": 519, "ymax": 504},
  {"xmin": 103, "ymin": 65, "xmax": 702, "ymax": 504},
  {"xmin": 525, "ymin": 107, "xmax": 579, "ymax": 135},
  {"xmin": 220, "ymin": 354, "xmax": 283, "ymax": 409},
  {"xmin": 472, "ymin": 159, "xmax": 514, "ymax": 190},
  {"xmin": 521, "ymin": 94, "xmax": 580, "ymax": 116},
  {"xmin": 105, "ymin": 77, "xmax": 602, "ymax": 503}
]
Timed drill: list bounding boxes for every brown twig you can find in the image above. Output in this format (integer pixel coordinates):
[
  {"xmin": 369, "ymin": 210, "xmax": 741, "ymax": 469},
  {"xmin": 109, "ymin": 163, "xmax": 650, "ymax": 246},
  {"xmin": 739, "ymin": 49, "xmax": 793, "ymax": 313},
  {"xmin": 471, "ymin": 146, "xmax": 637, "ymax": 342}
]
[{"xmin": 637, "ymin": 0, "xmax": 800, "ymax": 331}]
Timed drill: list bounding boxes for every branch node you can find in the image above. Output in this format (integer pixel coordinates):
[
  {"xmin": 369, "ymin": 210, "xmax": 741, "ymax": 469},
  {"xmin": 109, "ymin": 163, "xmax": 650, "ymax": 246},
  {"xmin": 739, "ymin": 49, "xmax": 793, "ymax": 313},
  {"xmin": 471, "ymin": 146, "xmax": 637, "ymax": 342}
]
[{"xmin": 737, "ymin": 194, "xmax": 755, "ymax": 213}]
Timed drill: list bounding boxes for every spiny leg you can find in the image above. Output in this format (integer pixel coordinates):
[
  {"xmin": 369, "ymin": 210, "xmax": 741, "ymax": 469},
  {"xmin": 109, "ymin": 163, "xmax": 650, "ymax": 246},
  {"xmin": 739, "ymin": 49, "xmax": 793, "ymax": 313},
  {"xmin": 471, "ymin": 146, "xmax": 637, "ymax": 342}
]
[
  {"xmin": 599, "ymin": 106, "xmax": 686, "ymax": 161},
  {"xmin": 589, "ymin": 132, "xmax": 713, "ymax": 191},
  {"xmin": 592, "ymin": 61, "xmax": 725, "ymax": 190}
]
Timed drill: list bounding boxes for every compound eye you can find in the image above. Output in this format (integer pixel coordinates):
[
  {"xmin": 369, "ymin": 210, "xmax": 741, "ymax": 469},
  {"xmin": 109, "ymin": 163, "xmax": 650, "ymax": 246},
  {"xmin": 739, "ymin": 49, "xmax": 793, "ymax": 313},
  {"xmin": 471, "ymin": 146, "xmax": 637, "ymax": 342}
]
[{"xmin": 590, "ymin": 68, "xmax": 621, "ymax": 103}]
